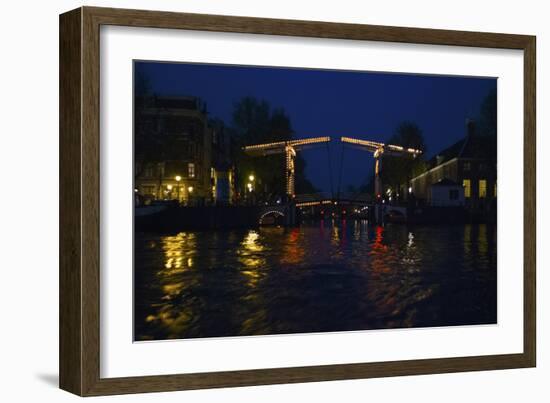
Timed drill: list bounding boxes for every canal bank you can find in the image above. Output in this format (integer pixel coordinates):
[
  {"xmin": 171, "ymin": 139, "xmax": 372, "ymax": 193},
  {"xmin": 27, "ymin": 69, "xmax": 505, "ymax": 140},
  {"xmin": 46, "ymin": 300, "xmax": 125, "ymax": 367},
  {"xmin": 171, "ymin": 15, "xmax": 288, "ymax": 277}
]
[{"xmin": 135, "ymin": 205, "xmax": 261, "ymax": 232}]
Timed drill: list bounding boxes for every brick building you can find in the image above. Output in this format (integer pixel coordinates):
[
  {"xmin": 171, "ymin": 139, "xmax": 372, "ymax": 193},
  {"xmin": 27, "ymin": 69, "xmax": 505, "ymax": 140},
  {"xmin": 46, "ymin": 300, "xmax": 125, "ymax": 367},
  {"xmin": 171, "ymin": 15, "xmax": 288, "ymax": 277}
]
[
  {"xmin": 134, "ymin": 96, "xmax": 234, "ymax": 205},
  {"xmin": 411, "ymin": 122, "xmax": 496, "ymax": 214}
]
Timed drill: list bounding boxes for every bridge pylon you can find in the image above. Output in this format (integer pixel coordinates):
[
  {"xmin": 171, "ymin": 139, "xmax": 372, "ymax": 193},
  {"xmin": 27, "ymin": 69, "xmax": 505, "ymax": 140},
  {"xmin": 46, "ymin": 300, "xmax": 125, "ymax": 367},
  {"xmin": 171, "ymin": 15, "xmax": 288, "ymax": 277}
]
[
  {"xmin": 243, "ymin": 136, "xmax": 331, "ymax": 199},
  {"xmin": 341, "ymin": 136, "xmax": 422, "ymax": 223}
]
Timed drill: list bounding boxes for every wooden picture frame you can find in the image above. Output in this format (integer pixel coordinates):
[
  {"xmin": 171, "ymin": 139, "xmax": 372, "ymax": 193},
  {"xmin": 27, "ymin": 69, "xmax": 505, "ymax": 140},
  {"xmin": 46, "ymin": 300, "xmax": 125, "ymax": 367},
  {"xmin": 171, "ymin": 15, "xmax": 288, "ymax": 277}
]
[{"xmin": 59, "ymin": 6, "xmax": 536, "ymax": 396}]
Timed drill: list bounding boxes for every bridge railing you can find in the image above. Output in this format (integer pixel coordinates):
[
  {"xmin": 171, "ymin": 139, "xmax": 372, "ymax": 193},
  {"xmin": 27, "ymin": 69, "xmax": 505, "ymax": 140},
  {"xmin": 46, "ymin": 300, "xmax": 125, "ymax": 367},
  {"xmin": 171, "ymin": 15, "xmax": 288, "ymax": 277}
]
[{"xmin": 294, "ymin": 192, "xmax": 373, "ymax": 204}]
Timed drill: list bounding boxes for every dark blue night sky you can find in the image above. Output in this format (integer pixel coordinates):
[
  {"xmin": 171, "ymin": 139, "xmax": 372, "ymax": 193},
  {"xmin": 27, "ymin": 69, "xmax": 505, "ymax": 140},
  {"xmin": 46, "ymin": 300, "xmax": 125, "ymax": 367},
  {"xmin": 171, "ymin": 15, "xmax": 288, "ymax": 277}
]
[{"xmin": 136, "ymin": 61, "xmax": 496, "ymax": 192}]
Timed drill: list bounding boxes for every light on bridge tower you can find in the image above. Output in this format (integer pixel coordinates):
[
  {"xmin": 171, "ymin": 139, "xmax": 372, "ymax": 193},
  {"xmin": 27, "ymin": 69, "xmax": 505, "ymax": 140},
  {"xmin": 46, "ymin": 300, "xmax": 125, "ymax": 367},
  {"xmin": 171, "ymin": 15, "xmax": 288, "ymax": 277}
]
[
  {"xmin": 341, "ymin": 136, "xmax": 422, "ymax": 223},
  {"xmin": 285, "ymin": 145, "xmax": 297, "ymax": 198},
  {"xmin": 243, "ymin": 136, "xmax": 330, "ymax": 201},
  {"xmin": 373, "ymin": 146, "xmax": 384, "ymax": 198},
  {"xmin": 341, "ymin": 136, "xmax": 422, "ymax": 199}
]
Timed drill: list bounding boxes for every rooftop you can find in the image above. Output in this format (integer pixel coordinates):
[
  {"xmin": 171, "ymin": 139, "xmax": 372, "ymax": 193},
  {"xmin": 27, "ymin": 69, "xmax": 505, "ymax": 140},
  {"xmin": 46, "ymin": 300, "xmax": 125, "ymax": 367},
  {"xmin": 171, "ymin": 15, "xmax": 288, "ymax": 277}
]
[{"xmin": 426, "ymin": 126, "xmax": 496, "ymax": 170}]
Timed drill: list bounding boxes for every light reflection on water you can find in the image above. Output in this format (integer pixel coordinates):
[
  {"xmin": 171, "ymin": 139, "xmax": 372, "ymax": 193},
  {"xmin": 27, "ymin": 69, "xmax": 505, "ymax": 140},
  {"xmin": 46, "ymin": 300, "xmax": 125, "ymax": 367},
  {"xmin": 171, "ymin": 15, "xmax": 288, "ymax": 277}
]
[{"xmin": 134, "ymin": 221, "xmax": 496, "ymax": 341}]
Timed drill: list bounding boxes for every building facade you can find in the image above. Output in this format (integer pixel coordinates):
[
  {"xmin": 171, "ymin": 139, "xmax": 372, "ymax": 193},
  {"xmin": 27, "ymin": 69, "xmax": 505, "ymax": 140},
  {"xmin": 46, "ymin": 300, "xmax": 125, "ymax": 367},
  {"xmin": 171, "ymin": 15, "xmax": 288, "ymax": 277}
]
[
  {"xmin": 428, "ymin": 178, "xmax": 465, "ymax": 207},
  {"xmin": 134, "ymin": 96, "xmax": 234, "ymax": 205},
  {"xmin": 411, "ymin": 124, "xmax": 496, "ymax": 214}
]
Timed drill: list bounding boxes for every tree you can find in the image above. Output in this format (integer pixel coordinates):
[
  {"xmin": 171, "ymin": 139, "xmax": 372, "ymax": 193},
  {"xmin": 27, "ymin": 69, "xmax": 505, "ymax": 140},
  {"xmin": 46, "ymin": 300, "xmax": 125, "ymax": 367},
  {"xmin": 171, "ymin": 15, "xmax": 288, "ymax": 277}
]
[
  {"xmin": 134, "ymin": 68, "xmax": 163, "ymax": 179},
  {"xmin": 294, "ymin": 156, "xmax": 318, "ymax": 194},
  {"xmin": 381, "ymin": 121, "xmax": 427, "ymax": 197},
  {"xmin": 477, "ymin": 88, "xmax": 497, "ymax": 137},
  {"xmin": 230, "ymin": 97, "xmax": 317, "ymax": 199},
  {"xmin": 389, "ymin": 121, "xmax": 427, "ymax": 151}
]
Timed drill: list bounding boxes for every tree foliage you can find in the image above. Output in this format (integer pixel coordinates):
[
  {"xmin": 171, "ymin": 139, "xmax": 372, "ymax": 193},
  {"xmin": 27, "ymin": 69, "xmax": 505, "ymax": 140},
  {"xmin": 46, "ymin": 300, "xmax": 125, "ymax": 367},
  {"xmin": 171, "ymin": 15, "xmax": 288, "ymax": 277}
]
[
  {"xmin": 380, "ymin": 121, "xmax": 427, "ymax": 193},
  {"xmin": 477, "ymin": 88, "xmax": 497, "ymax": 137},
  {"xmin": 230, "ymin": 97, "xmax": 317, "ymax": 199},
  {"xmin": 134, "ymin": 68, "xmax": 164, "ymax": 178}
]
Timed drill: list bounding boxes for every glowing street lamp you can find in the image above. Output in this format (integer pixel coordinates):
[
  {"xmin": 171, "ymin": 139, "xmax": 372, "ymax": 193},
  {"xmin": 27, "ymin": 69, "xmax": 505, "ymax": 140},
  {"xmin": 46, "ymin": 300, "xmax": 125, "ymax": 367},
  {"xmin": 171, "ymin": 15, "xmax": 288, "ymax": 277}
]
[
  {"xmin": 247, "ymin": 182, "xmax": 253, "ymax": 192},
  {"xmin": 249, "ymin": 174, "xmax": 255, "ymax": 182},
  {"xmin": 187, "ymin": 186, "xmax": 194, "ymax": 194},
  {"xmin": 175, "ymin": 176, "xmax": 182, "ymax": 201}
]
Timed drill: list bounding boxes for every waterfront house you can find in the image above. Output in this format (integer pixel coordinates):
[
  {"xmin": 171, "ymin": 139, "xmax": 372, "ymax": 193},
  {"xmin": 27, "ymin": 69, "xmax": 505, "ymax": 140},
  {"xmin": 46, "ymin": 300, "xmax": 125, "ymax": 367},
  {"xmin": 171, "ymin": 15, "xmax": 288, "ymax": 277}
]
[
  {"xmin": 410, "ymin": 121, "xmax": 496, "ymax": 217},
  {"xmin": 428, "ymin": 178, "xmax": 465, "ymax": 207},
  {"xmin": 134, "ymin": 95, "xmax": 234, "ymax": 205}
]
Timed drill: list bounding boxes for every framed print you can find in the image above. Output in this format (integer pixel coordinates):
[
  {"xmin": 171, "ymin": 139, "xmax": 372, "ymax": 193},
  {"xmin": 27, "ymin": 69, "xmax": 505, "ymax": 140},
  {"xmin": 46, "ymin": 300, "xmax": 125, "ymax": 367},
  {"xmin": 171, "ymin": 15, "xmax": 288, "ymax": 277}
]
[{"xmin": 59, "ymin": 6, "xmax": 536, "ymax": 396}]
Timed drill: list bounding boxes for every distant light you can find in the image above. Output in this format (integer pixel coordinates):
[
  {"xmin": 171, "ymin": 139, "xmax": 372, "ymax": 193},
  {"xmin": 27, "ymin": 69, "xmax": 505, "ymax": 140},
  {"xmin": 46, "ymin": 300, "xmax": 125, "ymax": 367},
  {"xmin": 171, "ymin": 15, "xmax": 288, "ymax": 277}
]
[
  {"xmin": 249, "ymin": 175, "xmax": 255, "ymax": 181},
  {"xmin": 134, "ymin": 188, "xmax": 138, "ymax": 193},
  {"xmin": 408, "ymin": 186, "xmax": 413, "ymax": 194},
  {"xmin": 188, "ymin": 186, "xmax": 194, "ymax": 193},
  {"xmin": 167, "ymin": 184, "xmax": 173, "ymax": 190},
  {"xmin": 175, "ymin": 175, "xmax": 182, "ymax": 182}
]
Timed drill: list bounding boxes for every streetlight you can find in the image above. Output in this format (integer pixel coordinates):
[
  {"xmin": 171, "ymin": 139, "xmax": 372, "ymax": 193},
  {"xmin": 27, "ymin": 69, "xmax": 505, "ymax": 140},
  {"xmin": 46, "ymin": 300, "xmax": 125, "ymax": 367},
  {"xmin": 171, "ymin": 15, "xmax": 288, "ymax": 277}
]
[
  {"xmin": 175, "ymin": 175, "xmax": 182, "ymax": 202},
  {"xmin": 249, "ymin": 174, "xmax": 255, "ymax": 182},
  {"xmin": 186, "ymin": 186, "xmax": 193, "ymax": 206}
]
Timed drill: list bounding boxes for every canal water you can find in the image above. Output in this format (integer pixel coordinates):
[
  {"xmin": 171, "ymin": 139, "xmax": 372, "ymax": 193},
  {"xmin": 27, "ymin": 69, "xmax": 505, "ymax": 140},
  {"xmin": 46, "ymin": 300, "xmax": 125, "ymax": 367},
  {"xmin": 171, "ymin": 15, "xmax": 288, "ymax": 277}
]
[{"xmin": 134, "ymin": 221, "xmax": 497, "ymax": 341}]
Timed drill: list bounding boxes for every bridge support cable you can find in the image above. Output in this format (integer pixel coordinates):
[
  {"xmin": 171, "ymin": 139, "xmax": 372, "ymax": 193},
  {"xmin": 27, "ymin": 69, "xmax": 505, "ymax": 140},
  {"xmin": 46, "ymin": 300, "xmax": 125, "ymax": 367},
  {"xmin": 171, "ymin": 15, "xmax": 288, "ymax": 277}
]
[
  {"xmin": 337, "ymin": 142, "xmax": 369, "ymax": 207},
  {"xmin": 340, "ymin": 136, "xmax": 422, "ymax": 199},
  {"xmin": 325, "ymin": 141, "xmax": 335, "ymax": 200},
  {"xmin": 336, "ymin": 141, "xmax": 346, "ymax": 202},
  {"xmin": 243, "ymin": 136, "xmax": 331, "ymax": 200},
  {"xmin": 340, "ymin": 136, "xmax": 422, "ymax": 223}
]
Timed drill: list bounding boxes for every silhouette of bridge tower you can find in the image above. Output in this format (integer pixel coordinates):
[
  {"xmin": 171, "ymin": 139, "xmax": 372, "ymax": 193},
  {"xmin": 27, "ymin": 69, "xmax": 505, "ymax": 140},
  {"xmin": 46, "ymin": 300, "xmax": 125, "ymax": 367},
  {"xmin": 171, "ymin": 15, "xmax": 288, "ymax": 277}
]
[
  {"xmin": 243, "ymin": 136, "xmax": 331, "ymax": 199},
  {"xmin": 341, "ymin": 136, "xmax": 422, "ymax": 223},
  {"xmin": 340, "ymin": 137, "xmax": 422, "ymax": 198},
  {"xmin": 244, "ymin": 136, "xmax": 422, "ymax": 224}
]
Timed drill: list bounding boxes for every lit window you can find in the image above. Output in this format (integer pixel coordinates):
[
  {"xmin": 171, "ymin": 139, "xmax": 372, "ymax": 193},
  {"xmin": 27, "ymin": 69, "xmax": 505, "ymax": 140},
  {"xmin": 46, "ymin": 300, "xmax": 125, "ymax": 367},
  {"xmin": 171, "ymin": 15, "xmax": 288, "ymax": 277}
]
[
  {"xmin": 188, "ymin": 163, "xmax": 195, "ymax": 178},
  {"xmin": 463, "ymin": 179, "xmax": 471, "ymax": 198},
  {"xmin": 479, "ymin": 179, "xmax": 487, "ymax": 198}
]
